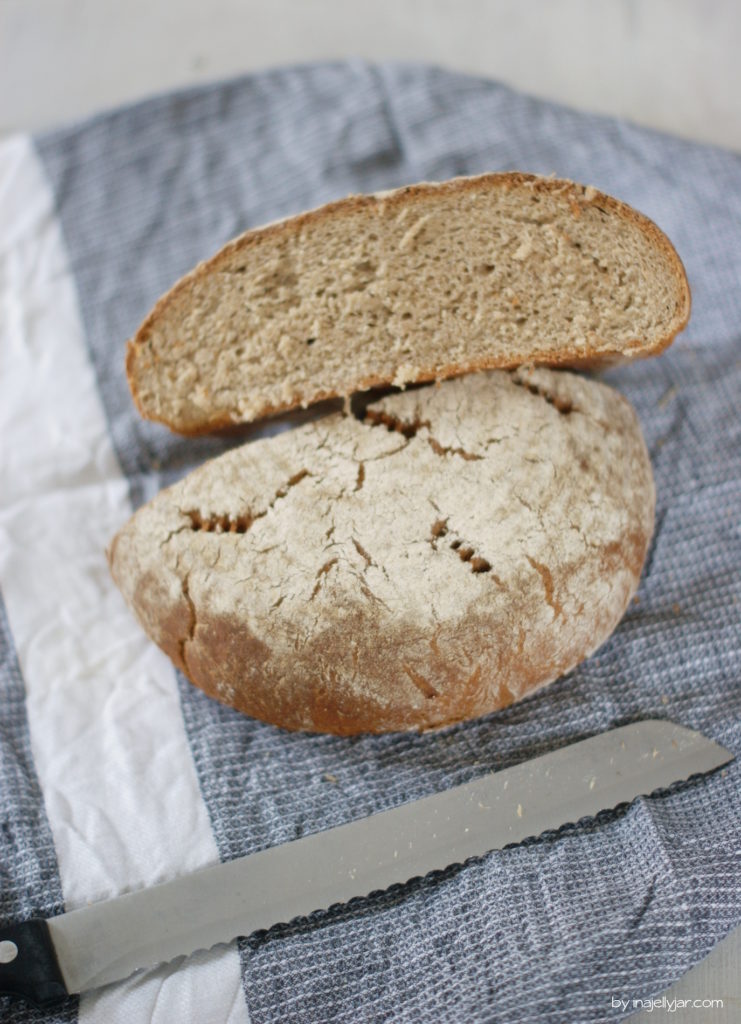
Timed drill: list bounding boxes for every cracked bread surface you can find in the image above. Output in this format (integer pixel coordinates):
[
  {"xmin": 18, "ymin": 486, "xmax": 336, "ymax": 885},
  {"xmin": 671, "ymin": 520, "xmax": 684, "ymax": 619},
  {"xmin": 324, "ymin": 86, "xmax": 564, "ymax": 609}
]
[
  {"xmin": 109, "ymin": 368, "xmax": 654, "ymax": 734},
  {"xmin": 126, "ymin": 172, "xmax": 690, "ymax": 434}
]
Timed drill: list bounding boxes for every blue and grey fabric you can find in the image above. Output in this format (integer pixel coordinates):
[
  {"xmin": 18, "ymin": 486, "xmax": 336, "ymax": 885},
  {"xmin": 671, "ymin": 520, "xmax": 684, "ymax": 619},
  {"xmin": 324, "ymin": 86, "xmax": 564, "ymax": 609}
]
[{"xmin": 0, "ymin": 62, "xmax": 739, "ymax": 1023}]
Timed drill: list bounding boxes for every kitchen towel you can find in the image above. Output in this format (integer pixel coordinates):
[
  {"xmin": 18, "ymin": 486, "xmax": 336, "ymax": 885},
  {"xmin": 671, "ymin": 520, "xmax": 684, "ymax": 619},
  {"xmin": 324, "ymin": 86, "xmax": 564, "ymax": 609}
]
[{"xmin": 1, "ymin": 61, "xmax": 739, "ymax": 1023}]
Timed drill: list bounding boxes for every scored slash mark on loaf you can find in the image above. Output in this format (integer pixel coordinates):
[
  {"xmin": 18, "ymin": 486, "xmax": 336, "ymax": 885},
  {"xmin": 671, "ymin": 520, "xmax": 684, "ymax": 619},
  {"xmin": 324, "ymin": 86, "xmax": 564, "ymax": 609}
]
[
  {"xmin": 183, "ymin": 468, "xmax": 312, "ymax": 535},
  {"xmin": 429, "ymin": 519, "xmax": 496, "ymax": 578},
  {"xmin": 364, "ymin": 408, "xmax": 483, "ymax": 461},
  {"xmin": 185, "ymin": 510, "xmax": 252, "ymax": 534}
]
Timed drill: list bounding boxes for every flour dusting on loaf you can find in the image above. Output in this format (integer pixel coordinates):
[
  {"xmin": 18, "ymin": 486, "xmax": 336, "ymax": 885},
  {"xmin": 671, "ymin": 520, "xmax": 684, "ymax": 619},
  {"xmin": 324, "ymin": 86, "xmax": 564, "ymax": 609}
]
[{"xmin": 109, "ymin": 368, "xmax": 655, "ymax": 734}]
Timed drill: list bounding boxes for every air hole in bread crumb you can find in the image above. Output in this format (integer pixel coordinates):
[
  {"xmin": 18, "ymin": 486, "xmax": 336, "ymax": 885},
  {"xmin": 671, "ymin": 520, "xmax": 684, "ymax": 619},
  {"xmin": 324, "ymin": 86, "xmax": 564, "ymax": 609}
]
[{"xmin": 305, "ymin": 337, "xmax": 316, "ymax": 346}]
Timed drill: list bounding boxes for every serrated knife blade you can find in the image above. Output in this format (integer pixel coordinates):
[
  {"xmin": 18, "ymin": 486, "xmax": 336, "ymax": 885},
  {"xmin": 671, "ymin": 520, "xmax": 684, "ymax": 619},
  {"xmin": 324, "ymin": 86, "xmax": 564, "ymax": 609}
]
[{"xmin": 0, "ymin": 719, "xmax": 732, "ymax": 1006}]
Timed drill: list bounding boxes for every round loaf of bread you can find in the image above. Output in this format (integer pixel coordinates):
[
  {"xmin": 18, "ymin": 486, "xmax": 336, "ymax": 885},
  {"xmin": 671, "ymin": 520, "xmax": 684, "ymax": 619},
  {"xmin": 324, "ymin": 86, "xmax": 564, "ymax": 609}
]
[{"xmin": 109, "ymin": 368, "xmax": 654, "ymax": 734}]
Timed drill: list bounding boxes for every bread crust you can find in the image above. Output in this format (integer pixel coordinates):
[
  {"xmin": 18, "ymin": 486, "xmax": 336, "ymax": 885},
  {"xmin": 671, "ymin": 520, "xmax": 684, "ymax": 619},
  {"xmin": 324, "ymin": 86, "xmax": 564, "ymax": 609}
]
[
  {"xmin": 109, "ymin": 369, "xmax": 655, "ymax": 734},
  {"xmin": 126, "ymin": 172, "xmax": 690, "ymax": 435}
]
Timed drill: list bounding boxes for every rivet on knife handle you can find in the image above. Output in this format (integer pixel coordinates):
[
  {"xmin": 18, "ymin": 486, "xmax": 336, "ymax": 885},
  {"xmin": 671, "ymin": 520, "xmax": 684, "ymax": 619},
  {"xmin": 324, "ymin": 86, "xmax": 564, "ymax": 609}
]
[{"xmin": 0, "ymin": 919, "xmax": 69, "ymax": 1006}]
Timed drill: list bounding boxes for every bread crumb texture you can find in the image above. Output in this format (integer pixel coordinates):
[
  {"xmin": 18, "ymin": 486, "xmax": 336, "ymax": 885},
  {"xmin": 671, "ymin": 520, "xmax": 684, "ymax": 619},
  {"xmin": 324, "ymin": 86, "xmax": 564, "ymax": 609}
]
[
  {"xmin": 127, "ymin": 173, "xmax": 690, "ymax": 433},
  {"xmin": 109, "ymin": 369, "xmax": 655, "ymax": 734}
]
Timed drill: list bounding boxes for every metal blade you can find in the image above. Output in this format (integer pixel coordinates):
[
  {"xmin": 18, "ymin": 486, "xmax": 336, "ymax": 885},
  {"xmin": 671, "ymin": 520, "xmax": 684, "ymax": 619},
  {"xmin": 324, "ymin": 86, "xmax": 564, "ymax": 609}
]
[{"xmin": 46, "ymin": 719, "xmax": 732, "ymax": 995}]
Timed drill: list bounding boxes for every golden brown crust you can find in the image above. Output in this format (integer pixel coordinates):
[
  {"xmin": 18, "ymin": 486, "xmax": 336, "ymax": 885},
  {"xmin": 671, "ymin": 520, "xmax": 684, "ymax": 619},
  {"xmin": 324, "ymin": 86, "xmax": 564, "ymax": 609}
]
[
  {"xmin": 126, "ymin": 172, "xmax": 691, "ymax": 435},
  {"xmin": 171, "ymin": 525, "xmax": 648, "ymax": 736}
]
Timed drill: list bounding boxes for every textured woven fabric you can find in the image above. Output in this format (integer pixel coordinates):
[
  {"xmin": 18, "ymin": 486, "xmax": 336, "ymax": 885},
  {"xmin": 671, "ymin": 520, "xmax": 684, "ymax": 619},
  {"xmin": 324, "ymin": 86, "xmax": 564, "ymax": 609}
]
[
  {"xmin": 0, "ymin": 595, "xmax": 78, "ymax": 1024},
  {"xmin": 0, "ymin": 61, "xmax": 738, "ymax": 1023}
]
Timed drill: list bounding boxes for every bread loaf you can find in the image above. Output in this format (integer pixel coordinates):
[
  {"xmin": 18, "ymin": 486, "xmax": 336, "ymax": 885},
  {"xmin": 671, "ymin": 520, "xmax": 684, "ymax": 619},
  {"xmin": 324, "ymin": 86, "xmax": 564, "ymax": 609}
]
[
  {"xmin": 126, "ymin": 173, "xmax": 690, "ymax": 435},
  {"xmin": 109, "ymin": 367, "xmax": 654, "ymax": 734}
]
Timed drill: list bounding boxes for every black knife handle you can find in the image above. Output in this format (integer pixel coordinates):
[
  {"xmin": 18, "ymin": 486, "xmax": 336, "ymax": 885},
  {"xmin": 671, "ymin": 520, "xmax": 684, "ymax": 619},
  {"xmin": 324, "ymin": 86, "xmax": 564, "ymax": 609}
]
[{"xmin": 0, "ymin": 919, "xmax": 69, "ymax": 1006}]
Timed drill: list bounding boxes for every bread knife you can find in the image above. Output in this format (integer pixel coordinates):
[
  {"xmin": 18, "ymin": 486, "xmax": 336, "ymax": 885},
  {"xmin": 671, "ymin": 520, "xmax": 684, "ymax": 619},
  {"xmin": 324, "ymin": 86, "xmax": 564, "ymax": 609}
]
[{"xmin": 0, "ymin": 719, "xmax": 732, "ymax": 1006}]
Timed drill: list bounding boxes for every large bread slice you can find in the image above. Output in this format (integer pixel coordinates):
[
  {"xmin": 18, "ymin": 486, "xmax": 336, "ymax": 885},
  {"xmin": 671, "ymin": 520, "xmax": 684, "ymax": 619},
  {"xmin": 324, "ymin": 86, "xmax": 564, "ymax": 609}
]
[
  {"xmin": 126, "ymin": 173, "xmax": 690, "ymax": 435},
  {"xmin": 109, "ymin": 368, "xmax": 654, "ymax": 734}
]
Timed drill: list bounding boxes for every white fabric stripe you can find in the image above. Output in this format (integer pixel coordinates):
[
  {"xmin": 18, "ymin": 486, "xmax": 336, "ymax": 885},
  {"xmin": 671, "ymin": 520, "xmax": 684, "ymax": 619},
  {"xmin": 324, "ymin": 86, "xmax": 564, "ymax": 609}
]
[{"xmin": 0, "ymin": 135, "xmax": 250, "ymax": 1023}]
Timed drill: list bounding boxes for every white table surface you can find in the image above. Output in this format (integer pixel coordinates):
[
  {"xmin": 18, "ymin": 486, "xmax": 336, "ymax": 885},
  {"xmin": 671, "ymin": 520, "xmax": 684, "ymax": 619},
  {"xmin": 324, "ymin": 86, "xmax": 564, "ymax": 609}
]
[{"xmin": 1, "ymin": 1, "xmax": 738, "ymax": 1019}]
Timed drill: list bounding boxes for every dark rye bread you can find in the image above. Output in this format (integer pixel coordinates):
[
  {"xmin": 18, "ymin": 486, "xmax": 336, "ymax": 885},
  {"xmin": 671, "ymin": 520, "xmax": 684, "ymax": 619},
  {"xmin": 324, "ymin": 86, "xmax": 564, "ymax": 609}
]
[
  {"xmin": 126, "ymin": 173, "xmax": 690, "ymax": 435},
  {"xmin": 109, "ymin": 368, "xmax": 655, "ymax": 735}
]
